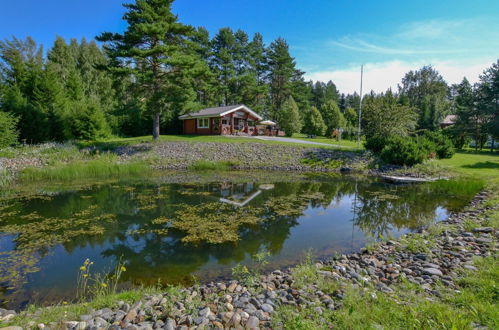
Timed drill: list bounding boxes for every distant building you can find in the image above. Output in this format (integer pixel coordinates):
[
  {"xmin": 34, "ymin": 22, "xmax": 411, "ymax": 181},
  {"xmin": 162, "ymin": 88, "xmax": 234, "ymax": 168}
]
[{"xmin": 440, "ymin": 115, "xmax": 457, "ymax": 129}]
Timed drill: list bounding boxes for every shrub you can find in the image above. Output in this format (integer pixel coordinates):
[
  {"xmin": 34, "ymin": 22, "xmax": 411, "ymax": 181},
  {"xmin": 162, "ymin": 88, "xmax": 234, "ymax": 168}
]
[
  {"xmin": 365, "ymin": 135, "xmax": 389, "ymax": 153},
  {"xmin": 380, "ymin": 136, "xmax": 428, "ymax": 166},
  {"xmin": 421, "ymin": 131, "xmax": 455, "ymax": 159},
  {"xmin": 0, "ymin": 111, "xmax": 19, "ymax": 148}
]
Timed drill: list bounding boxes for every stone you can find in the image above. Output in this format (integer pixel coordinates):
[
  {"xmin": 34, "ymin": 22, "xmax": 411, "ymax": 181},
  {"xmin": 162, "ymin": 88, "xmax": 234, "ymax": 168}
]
[
  {"xmin": 260, "ymin": 303, "xmax": 274, "ymax": 313},
  {"xmin": 212, "ymin": 321, "xmax": 224, "ymax": 328},
  {"xmin": 463, "ymin": 265, "xmax": 478, "ymax": 271},
  {"xmin": 228, "ymin": 282, "xmax": 238, "ymax": 293},
  {"xmin": 164, "ymin": 318, "xmax": 176, "ymax": 330},
  {"xmin": 199, "ymin": 307, "xmax": 211, "ymax": 318},
  {"xmin": 80, "ymin": 314, "xmax": 93, "ymax": 322},
  {"xmin": 124, "ymin": 308, "xmax": 138, "ymax": 322},
  {"xmin": 422, "ymin": 268, "xmax": 443, "ymax": 276},
  {"xmin": 226, "ymin": 302, "xmax": 234, "ymax": 311},
  {"xmin": 314, "ymin": 307, "xmax": 323, "ymax": 315},
  {"xmin": 472, "ymin": 227, "xmax": 493, "ymax": 233},
  {"xmin": 0, "ymin": 327, "xmax": 23, "ymax": 330},
  {"xmin": 246, "ymin": 316, "xmax": 260, "ymax": 329}
]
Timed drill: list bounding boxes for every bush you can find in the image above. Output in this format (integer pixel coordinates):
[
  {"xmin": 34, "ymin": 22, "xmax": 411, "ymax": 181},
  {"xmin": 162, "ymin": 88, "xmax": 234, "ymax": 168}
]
[
  {"xmin": 421, "ymin": 131, "xmax": 455, "ymax": 159},
  {"xmin": 0, "ymin": 111, "xmax": 19, "ymax": 148},
  {"xmin": 365, "ymin": 135, "xmax": 389, "ymax": 153},
  {"xmin": 380, "ymin": 136, "xmax": 428, "ymax": 166}
]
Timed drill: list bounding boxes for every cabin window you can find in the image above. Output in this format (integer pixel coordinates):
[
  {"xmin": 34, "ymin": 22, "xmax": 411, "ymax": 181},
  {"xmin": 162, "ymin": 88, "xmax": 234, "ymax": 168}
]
[
  {"xmin": 222, "ymin": 119, "xmax": 228, "ymax": 125},
  {"xmin": 197, "ymin": 118, "xmax": 209, "ymax": 129},
  {"xmin": 248, "ymin": 120, "xmax": 255, "ymax": 127}
]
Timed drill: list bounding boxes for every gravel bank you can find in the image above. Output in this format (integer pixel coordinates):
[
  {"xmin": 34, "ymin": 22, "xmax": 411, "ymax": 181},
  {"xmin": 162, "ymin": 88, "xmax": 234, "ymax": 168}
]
[
  {"xmin": 5, "ymin": 190, "xmax": 497, "ymax": 329},
  {"xmin": 117, "ymin": 142, "xmax": 368, "ymax": 172}
]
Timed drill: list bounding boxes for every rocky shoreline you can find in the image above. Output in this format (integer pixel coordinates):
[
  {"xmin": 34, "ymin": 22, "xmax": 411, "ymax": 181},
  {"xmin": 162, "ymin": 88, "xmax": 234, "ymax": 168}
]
[{"xmin": 2, "ymin": 189, "xmax": 496, "ymax": 329}]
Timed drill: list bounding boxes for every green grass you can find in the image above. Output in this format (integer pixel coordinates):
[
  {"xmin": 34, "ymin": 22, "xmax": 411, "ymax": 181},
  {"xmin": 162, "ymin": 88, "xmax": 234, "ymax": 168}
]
[
  {"xmin": 436, "ymin": 150, "xmax": 499, "ymax": 179},
  {"xmin": 20, "ymin": 159, "xmax": 150, "ymax": 181},
  {"xmin": 187, "ymin": 159, "xmax": 239, "ymax": 171},
  {"xmin": 7, "ymin": 287, "xmax": 162, "ymax": 327},
  {"xmin": 291, "ymin": 133, "xmax": 363, "ymax": 149},
  {"xmin": 273, "ymin": 256, "xmax": 499, "ymax": 329}
]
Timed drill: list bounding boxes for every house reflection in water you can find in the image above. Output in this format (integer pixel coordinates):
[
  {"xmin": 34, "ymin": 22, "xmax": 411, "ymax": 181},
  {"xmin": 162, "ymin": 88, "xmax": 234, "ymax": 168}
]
[{"xmin": 219, "ymin": 182, "xmax": 275, "ymax": 207}]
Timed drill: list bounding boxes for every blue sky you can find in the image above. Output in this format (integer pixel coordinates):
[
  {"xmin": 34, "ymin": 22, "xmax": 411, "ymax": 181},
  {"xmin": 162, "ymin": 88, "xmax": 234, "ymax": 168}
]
[{"xmin": 1, "ymin": 0, "xmax": 499, "ymax": 93}]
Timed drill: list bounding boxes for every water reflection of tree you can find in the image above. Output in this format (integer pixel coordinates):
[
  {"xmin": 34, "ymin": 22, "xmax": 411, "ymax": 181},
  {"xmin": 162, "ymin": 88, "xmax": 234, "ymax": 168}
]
[{"xmin": 353, "ymin": 182, "xmax": 451, "ymax": 238}]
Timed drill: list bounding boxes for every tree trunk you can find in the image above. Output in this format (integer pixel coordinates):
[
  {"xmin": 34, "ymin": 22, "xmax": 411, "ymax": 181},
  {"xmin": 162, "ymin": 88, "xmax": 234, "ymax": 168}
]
[{"xmin": 153, "ymin": 112, "xmax": 160, "ymax": 141}]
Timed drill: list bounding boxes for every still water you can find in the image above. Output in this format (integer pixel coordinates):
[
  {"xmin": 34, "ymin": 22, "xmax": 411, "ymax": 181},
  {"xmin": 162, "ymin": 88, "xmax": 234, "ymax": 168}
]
[{"xmin": 0, "ymin": 172, "xmax": 471, "ymax": 309}]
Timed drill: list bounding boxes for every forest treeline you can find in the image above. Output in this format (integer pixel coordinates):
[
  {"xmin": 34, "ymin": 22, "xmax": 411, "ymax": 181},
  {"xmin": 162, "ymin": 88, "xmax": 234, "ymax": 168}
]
[{"xmin": 0, "ymin": 0, "xmax": 497, "ymax": 148}]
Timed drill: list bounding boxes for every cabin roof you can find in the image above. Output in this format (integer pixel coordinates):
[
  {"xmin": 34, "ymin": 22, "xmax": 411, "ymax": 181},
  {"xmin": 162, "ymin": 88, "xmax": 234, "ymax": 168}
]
[{"xmin": 179, "ymin": 104, "xmax": 262, "ymax": 120}]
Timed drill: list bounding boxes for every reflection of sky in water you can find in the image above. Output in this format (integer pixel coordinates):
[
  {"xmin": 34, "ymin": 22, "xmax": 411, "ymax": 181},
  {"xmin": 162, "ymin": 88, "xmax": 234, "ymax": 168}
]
[{"xmin": 0, "ymin": 177, "xmax": 466, "ymax": 309}]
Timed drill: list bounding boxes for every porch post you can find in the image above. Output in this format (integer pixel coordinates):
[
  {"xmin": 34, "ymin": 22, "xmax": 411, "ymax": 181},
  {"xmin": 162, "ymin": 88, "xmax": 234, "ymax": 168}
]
[{"xmin": 230, "ymin": 113, "xmax": 234, "ymax": 135}]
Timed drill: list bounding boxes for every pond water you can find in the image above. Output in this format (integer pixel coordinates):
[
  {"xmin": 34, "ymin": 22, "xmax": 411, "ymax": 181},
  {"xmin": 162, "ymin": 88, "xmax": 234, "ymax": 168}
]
[{"xmin": 0, "ymin": 172, "xmax": 472, "ymax": 309}]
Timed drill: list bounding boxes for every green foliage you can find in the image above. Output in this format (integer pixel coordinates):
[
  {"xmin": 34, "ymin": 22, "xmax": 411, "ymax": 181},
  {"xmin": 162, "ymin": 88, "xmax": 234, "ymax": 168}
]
[
  {"xmin": 400, "ymin": 65, "xmax": 450, "ymax": 130},
  {"xmin": 379, "ymin": 136, "xmax": 430, "ymax": 166},
  {"xmin": 303, "ymin": 106, "xmax": 326, "ymax": 136},
  {"xmin": 65, "ymin": 101, "xmax": 111, "ymax": 140},
  {"xmin": 279, "ymin": 96, "xmax": 303, "ymax": 137},
  {"xmin": 362, "ymin": 90, "xmax": 418, "ymax": 140},
  {"xmin": 320, "ymin": 100, "xmax": 346, "ymax": 136},
  {"xmin": 421, "ymin": 130, "xmax": 455, "ymax": 159},
  {"xmin": 20, "ymin": 158, "xmax": 149, "ymax": 181},
  {"xmin": 0, "ymin": 111, "xmax": 18, "ymax": 147},
  {"xmin": 98, "ymin": 0, "xmax": 206, "ymax": 140}
]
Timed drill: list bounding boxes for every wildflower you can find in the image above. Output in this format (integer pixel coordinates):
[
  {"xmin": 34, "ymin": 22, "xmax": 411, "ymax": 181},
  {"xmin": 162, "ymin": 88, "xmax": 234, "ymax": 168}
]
[
  {"xmin": 62, "ymin": 301, "xmax": 68, "ymax": 305},
  {"xmin": 101, "ymin": 283, "xmax": 108, "ymax": 288},
  {"xmin": 83, "ymin": 274, "xmax": 88, "ymax": 278},
  {"xmin": 79, "ymin": 266, "xmax": 86, "ymax": 271},
  {"xmin": 120, "ymin": 266, "xmax": 127, "ymax": 272}
]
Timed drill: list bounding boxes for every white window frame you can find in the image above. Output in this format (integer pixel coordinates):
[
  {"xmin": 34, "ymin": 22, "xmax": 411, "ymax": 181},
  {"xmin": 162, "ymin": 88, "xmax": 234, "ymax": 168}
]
[{"xmin": 197, "ymin": 118, "xmax": 209, "ymax": 129}]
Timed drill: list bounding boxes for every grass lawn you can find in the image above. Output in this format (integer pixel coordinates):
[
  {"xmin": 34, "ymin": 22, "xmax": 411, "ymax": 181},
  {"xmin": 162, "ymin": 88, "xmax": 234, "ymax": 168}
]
[
  {"xmin": 291, "ymin": 133, "xmax": 363, "ymax": 149},
  {"xmin": 79, "ymin": 134, "xmax": 349, "ymax": 150},
  {"xmin": 436, "ymin": 150, "xmax": 499, "ymax": 179}
]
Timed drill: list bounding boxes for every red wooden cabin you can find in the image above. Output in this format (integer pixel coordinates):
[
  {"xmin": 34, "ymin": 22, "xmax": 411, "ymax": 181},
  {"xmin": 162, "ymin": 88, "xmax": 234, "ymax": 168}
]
[{"xmin": 179, "ymin": 105, "xmax": 264, "ymax": 135}]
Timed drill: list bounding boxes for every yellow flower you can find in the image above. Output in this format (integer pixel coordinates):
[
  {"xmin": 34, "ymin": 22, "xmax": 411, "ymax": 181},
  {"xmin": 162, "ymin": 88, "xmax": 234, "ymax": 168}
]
[
  {"xmin": 62, "ymin": 301, "xmax": 68, "ymax": 305},
  {"xmin": 101, "ymin": 283, "xmax": 108, "ymax": 287},
  {"xmin": 120, "ymin": 266, "xmax": 127, "ymax": 272},
  {"xmin": 79, "ymin": 266, "xmax": 86, "ymax": 271},
  {"xmin": 83, "ymin": 274, "xmax": 89, "ymax": 278}
]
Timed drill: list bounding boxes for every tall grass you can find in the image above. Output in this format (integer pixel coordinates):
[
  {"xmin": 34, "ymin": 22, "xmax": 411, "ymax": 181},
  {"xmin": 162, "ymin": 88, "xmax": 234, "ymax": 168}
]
[
  {"xmin": 428, "ymin": 178, "xmax": 485, "ymax": 198},
  {"xmin": 0, "ymin": 169, "xmax": 14, "ymax": 187},
  {"xmin": 20, "ymin": 160, "xmax": 149, "ymax": 181},
  {"xmin": 187, "ymin": 160, "xmax": 239, "ymax": 171}
]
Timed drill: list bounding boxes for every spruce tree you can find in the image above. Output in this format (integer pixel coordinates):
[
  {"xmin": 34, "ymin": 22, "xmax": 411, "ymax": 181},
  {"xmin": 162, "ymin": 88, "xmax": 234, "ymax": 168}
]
[
  {"xmin": 279, "ymin": 96, "xmax": 302, "ymax": 137},
  {"xmin": 98, "ymin": 0, "xmax": 202, "ymax": 140},
  {"xmin": 303, "ymin": 106, "xmax": 326, "ymax": 136}
]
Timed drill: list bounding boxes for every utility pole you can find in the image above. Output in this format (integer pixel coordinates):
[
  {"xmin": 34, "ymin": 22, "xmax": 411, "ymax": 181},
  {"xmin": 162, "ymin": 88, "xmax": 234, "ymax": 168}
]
[{"xmin": 357, "ymin": 64, "xmax": 364, "ymax": 149}]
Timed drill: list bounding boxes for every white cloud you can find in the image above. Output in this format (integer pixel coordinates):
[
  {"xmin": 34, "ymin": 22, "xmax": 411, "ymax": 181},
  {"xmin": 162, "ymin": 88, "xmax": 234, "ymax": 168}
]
[
  {"xmin": 305, "ymin": 58, "xmax": 495, "ymax": 94},
  {"xmin": 330, "ymin": 38, "xmax": 464, "ymax": 55}
]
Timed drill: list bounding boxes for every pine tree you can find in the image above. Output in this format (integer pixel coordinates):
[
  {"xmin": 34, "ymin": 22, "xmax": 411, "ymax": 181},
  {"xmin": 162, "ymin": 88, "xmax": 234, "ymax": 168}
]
[
  {"xmin": 98, "ymin": 0, "xmax": 203, "ymax": 140},
  {"xmin": 267, "ymin": 38, "xmax": 297, "ymax": 120},
  {"xmin": 211, "ymin": 27, "xmax": 237, "ymax": 106}
]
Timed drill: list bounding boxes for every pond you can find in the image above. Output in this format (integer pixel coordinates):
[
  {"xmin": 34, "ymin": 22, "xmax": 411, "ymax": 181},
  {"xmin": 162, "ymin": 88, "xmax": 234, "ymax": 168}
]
[{"xmin": 0, "ymin": 172, "xmax": 474, "ymax": 309}]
